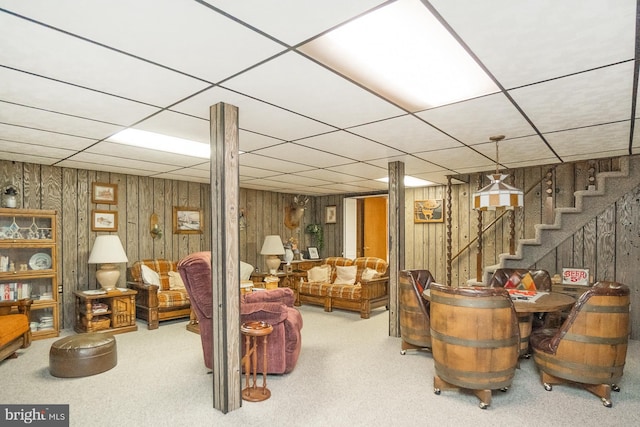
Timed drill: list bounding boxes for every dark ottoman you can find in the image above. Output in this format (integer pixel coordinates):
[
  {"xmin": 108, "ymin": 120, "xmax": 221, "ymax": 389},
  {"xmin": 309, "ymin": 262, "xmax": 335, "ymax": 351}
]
[{"xmin": 49, "ymin": 333, "xmax": 117, "ymax": 378}]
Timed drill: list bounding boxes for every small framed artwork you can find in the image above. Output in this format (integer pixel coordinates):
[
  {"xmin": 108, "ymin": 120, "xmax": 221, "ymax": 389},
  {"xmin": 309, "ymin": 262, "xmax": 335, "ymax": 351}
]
[
  {"xmin": 325, "ymin": 205, "xmax": 337, "ymax": 224},
  {"xmin": 307, "ymin": 247, "xmax": 320, "ymax": 259},
  {"xmin": 92, "ymin": 182, "xmax": 117, "ymax": 204},
  {"xmin": 91, "ymin": 210, "xmax": 117, "ymax": 232},
  {"xmin": 562, "ymin": 268, "xmax": 590, "ymax": 286},
  {"xmin": 414, "ymin": 199, "xmax": 444, "ymax": 223},
  {"xmin": 173, "ymin": 206, "xmax": 203, "ymax": 234}
]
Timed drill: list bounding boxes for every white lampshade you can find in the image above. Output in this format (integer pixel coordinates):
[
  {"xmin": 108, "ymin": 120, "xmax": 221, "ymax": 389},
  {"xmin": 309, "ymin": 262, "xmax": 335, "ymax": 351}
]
[
  {"xmin": 88, "ymin": 235, "xmax": 128, "ymax": 290},
  {"xmin": 260, "ymin": 235, "xmax": 285, "ymax": 256},
  {"xmin": 260, "ymin": 235, "xmax": 285, "ymax": 274}
]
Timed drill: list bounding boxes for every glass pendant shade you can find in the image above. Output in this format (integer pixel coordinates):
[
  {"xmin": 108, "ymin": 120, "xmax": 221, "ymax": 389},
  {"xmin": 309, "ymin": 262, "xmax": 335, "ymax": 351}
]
[
  {"xmin": 473, "ymin": 174, "xmax": 524, "ymax": 211},
  {"xmin": 472, "ymin": 135, "xmax": 524, "ymax": 211}
]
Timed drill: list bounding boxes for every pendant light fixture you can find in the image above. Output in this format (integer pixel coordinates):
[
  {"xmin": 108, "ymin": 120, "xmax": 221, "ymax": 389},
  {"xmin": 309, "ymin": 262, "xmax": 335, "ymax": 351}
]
[{"xmin": 472, "ymin": 135, "xmax": 524, "ymax": 211}]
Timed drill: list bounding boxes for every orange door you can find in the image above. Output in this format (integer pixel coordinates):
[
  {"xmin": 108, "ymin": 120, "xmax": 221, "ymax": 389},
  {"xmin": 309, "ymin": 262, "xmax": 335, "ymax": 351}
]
[{"xmin": 362, "ymin": 197, "xmax": 388, "ymax": 260}]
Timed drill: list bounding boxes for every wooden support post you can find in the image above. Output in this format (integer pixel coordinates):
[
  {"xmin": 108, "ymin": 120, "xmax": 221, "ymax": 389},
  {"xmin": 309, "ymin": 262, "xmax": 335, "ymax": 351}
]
[
  {"xmin": 446, "ymin": 176, "xmax": 452, "ymax": 286},
  {"xmin": 210, "ymin": 103, "xmax": 241, "ymax": 413},
  {"xmin": 388, "ymin": 161, "xmax": 405, "ymax": 337},
  {"xmin": 476, "ymin": 174, "xmax": 483, "ymax": 282}
]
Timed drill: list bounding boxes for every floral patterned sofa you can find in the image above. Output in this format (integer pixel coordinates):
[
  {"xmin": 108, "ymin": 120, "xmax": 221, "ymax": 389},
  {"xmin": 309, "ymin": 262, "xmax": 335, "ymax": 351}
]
[
  {"xmin": 127, "ymin": 259, "xmax": 191, "ymax": 329},
  {"xmin": 297, "ymin": 256, "xmax": 389, "ymax": 319}
]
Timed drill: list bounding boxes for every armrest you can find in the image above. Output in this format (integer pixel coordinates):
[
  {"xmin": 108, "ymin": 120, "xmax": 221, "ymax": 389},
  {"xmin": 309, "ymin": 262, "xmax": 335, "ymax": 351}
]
[
  {"xmin": 241, "ymin": 301, "xmax": 289, "ymax": 325},
  {"xmin": 127, "ymin": 281, "xmax": 159, "ymax": 308},
  {"xmin": 0, "ymin": 298, "xmax": 32, "ymax": 316},
  {"xmin": 360, "ymin": 276, "xmax": 389, "ymax": 299},
  {"xmin": 243, "ymin": 287, "xmax": 295, "ymax": 307}
]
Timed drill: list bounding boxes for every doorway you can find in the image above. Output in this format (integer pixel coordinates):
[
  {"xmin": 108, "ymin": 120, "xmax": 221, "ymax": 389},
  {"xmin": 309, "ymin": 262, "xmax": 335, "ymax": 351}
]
[{"xmin": 343, "ymin": 195, "xmax": 388, "ymax": 260}]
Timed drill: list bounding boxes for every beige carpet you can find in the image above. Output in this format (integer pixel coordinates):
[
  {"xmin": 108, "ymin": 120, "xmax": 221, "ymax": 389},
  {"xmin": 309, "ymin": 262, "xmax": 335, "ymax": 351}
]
[{"xmin": 1, "ymin": 305, "xmax": 638, "ymax": 426}]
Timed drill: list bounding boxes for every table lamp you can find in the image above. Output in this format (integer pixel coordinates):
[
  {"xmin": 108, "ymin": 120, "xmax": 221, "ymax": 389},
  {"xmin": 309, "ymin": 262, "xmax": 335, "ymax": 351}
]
[
  {"xmin": 88, "ymin": 235, "xmax": 129, "ymax": 290},
  {"xmin": 260, "ymin": 235, "xmax": 285, "ymax": 274}
]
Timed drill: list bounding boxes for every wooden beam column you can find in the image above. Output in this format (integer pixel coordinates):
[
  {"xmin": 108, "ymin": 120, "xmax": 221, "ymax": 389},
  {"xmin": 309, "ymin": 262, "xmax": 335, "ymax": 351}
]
[
  {"xmin": 388, "ymin": 161, "xmax": 405, "ymax": 337},
  {"xmin": 209, "ymin": 103, "xmax": 242, "ymax": 413}
]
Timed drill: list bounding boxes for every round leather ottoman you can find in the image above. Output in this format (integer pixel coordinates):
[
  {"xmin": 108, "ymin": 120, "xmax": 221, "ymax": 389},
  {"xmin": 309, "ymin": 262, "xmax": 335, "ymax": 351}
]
[{"xmin": 49, "ymin": 333, "xmax": 117, "ymax": 378}]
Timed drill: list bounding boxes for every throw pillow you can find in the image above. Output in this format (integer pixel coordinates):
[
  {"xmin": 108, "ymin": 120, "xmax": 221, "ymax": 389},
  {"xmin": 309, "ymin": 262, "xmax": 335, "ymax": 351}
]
[
  {"xmin": 168, "ymin": 271, "xmax": 185, "ymax": 289},
  {"xmin": 140, "ymin": 264, "xmax": 160, "ymax": 286},
  {"xmin": 240, "ymin": 261, "xmax": 254, "ymax": 281},
  {"xmin": 307, "ymin": 265, "xmax": 330, "ymax": 282},
  {"xmin": 333, "ymin": 265, "xmax": 357, "ymax": 285},
  {"xmin": 504, "ymin": 273, "xmax": 521, "ymax": 289},
  {"xmin": 519, "ymin": 272, "xmax": 537, "ymax": 291},
  {"xmin": 361, "ymin": 267, "xmax": 378, "ymax": 281}
]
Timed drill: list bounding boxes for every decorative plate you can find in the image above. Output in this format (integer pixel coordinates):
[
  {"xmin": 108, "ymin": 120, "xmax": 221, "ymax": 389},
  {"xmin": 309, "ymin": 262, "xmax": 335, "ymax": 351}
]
[{"xmin": 29, "ymin": 253, "xmax": 52, "ymax": 270}]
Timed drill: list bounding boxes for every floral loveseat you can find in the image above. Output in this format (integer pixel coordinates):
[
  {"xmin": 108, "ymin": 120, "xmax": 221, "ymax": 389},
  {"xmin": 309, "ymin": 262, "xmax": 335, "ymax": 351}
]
[
  {"xmin": 127, "ymin": 259, "xmax": 191, "ymax": 329},
  {"xmin": 297, "ymin": 256, "xmax": 389, "ymax": 319}
]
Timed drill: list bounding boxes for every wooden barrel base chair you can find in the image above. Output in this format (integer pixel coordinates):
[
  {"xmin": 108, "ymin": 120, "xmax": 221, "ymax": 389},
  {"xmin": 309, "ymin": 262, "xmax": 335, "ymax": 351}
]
[
  {"xmin": 430, "ymin": 285, "xmax": 520, "ymax": 409},
  {"xmin": 530, "ymin": 281, "xmax": 630, "ymax": 408},
  {"xmin": 399, "ymin": 270, "xmax": 436, "ymax": 355}
]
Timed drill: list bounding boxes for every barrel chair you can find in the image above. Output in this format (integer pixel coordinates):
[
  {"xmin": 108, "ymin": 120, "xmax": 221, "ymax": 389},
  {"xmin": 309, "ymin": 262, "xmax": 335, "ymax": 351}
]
[
  {"xmin": 530, "ymin": 281, "xmax": 630, "ymax": 407},
  {"xmin": 430, "ymin": 284, "xmax": 520, "ymax": 409},
  {"xmin": 398, "ymin": 269, "xmax": 436, "ymax": 355},
  {"xmin": 488, "ymin": 268, "xmax": 553, "ymax": 357}
]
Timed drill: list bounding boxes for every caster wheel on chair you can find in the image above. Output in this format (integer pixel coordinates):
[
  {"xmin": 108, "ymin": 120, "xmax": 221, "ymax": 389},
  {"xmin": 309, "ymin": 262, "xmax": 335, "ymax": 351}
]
[
  {"xmin": 400, "ymin": 350, "xmax": 406, "ymax": 355},
  {"xmin": 602, "ymin": 398, "xmax": 612, "ymax": 408},
  {"xmin": 434, "ymin": 388, "xmax": 441, "ymax": 395},
  {"xmin": 499, "ymin": 387, "xmax": 508, "ymax": 392},
  {"xmin": 544, "ymin": 383, "xmax": 552, "ymax": 391},
  {"xmin": 479, "ymin": 402, "xmax": 488, "ymax": 409},
  {"xmin": 612, "ymin": 384, "xmax": 620, "ymax": 392}
]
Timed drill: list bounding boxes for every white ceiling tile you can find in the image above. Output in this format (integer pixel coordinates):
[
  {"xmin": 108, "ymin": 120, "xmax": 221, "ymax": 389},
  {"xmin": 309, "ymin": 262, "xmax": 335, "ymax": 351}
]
[
  {"xmin": 224, "ymin": 52, "xmax": 405, "ymax": 128},
  {"xmin": 87, "ymin": 142, "xmax": 206, "ymax": 168},
  {"xmin": 202, "ymin": 0, "xmax": 387, "ymax": 45},
  {"xmin": 1, "ymin": 0, "xmax": 286, "ymax": 82},
  {"xmin": 0, "ymin": 123, "xmax": 95, "ymax": 150},
  {"xmin": 62, "ymin": 152, "xmax": 180, "ymax": 174},
  {"xmin": 430, "ymin": 0, "xmax": 636, "ymax": 88},
  {"xmin": 131, "ymin": 111, "xmax": 210, "ymax": 144},
  {"xmin": 544, "ymin": 122, "xmax": 631, "ymax": 159},
  {"xmin": 326, "ymin": 162, "xmax": 387, "ymax": 180},
  {"xmin": 252, "ymin": 143, "xmax": 354, "ymax": 168},
  {"xmin": 0, "ymin": 12, "xmax": 209, "ymax": 106},
  {"xmin": 0, "ymin": 102, "xmax": 123, "ymax": 140},
  {"xmin": 240, "ymin": 153, "xmax": 314, "ymax": 174},
  {"xmin": 470, "ymin": 136, "xmax": 557, "ymax": 171},
  {"xmin": 349, "ymin": 114, "xmax": 462, "ymax": 153},
  {"xmin": 414, "ymin": 147, "xmax": 494, "ymax": 172},
  {"xmin": 0, "ymin": 67, "xmax": 159, "ymax": 126},
  {"xmin": 509, "ymin": 63, "xmax": 633, "ymax": 134},
  {"xmin": 416, "ymin": 94, "xmax": 537, "ymax": 145},
  {"xmin": 365, "ymin": 154, "xmax": 446, "ymax": 175},
  {"xmin": 171, "ymin": 86, "xmax": 335, "ymax": 141},
  {"xmin": 295, "ymin": 131, "xmax": 403, "ymax": 161},
  {"xmin": 0, "ymin": 140, "xmax": 76, "ymax": 159}
]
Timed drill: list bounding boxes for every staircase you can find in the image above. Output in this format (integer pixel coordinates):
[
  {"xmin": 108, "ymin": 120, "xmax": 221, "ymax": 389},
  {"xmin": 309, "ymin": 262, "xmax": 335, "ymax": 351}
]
[{"xmin": 485, "ymin": 155, "xmax": 640, "ymax": 276}]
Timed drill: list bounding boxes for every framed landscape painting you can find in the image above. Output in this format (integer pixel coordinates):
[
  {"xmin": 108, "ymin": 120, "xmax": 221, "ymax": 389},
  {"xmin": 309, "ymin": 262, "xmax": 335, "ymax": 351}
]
[
  {"xmin": 91, "ymin": 210, "xmax": 117, "ymax": 232},
  {"xmin": 173, "ymin": 206, "xmax": 203, "ymax": 234},
  {"xmin": 92, "ymin": 182, "xmax": 117, "ymax": 204}
]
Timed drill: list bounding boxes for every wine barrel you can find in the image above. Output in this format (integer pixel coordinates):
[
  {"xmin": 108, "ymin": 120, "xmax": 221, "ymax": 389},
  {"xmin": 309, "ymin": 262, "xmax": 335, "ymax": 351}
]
[
  {"xmin": 430, "ymin": 285, "xmax": 520, "ymax": 391},
  {"xmin": 532, "ymin": 285, "xmax": 630, "ymax": 385},
  {"xmin": 399, "ymin": 270, "xmax": 434, "ymax": 351}
]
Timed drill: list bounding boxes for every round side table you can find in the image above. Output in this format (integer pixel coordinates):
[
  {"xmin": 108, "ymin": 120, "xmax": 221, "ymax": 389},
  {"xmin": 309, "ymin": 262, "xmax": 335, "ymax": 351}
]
[{"xmin": 241, "ymin": 321, "xmax": 274, "ymax": 402}]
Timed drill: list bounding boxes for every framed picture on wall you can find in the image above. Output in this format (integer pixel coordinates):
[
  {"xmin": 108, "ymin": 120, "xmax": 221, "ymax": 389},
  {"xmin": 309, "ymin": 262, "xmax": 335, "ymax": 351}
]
[
  {"xmin": 325, "ymin": 205, "xmax": 337, "ymax": 224},
  {"xmin": 91, "ymin": 210, "xmax": 117, "ymax": 232},
  {"xmin": 92, "ymin": 182, "xmax": 117, "ymax": 204},
  {"xmin": 414, "ymin": 199, "xmax": 444, "ymax": 223},
  {"xmin": 173, "ymin": 206, "xmax": 203, "ymax": 234},
  {"xmin": 307, "ymin": 247, "xmax": 320, "ymax": 259}
]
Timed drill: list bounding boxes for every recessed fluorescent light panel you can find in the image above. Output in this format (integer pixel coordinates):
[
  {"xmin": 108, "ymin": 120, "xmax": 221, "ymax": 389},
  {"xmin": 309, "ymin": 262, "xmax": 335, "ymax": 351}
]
[
  {"xmin": 299, "ymin": 0, "xmax": 498, "ymax": 111},
  {"xmin": 376, "ymin": 176, "xmax": 435, "ymax": 187},
  {"xmin": 108, "ymin": 129, "xmax": 210, "ymax": 158}
]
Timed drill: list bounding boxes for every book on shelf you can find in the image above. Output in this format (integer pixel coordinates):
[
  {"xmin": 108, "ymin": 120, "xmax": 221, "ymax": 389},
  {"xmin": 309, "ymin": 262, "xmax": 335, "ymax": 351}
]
[{"xmin": 0, "ymin": 282, "xmax": 31, "ymax": 301}]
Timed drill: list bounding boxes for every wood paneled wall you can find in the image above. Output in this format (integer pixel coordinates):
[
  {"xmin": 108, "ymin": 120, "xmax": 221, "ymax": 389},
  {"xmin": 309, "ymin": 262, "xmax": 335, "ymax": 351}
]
[{"xmin": 3, "ymin": 157, "xmax": 638, "ymax": 337}]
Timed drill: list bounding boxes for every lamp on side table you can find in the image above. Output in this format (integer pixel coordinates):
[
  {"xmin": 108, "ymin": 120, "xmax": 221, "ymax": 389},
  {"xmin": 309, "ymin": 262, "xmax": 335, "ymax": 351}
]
[{"xmin": 88, "ymin": 235, "xmax": 128, "ymax": 291}]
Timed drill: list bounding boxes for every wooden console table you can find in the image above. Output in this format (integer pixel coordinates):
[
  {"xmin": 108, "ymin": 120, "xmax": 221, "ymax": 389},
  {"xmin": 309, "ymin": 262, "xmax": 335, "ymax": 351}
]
[{"xmin": 74, "ymin": 288, "xmax": 138, "ymax": 334}]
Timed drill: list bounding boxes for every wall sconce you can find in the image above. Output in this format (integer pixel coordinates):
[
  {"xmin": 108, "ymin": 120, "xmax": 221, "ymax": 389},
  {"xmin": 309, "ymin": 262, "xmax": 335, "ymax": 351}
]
[
  {"xmin": 150, "ymin": 213, "xmax": 163, "ymax": 239},
  {"xmin": 239, "ymin": 209, "xmax": 247, "ymax": 230}
]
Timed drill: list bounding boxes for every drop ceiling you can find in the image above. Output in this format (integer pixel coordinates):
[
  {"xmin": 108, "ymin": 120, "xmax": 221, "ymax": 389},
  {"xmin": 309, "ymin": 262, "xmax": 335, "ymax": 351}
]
[{"xmin": 1, "ymin": 0, "xmax": 638, "ymax": 195}]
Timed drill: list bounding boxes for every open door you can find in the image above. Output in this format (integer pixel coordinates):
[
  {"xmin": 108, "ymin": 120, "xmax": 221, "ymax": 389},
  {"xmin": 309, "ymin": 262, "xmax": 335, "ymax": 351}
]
[{"xmin": 356, "ymin": 197, "xmax": 389, "ymax": 260}]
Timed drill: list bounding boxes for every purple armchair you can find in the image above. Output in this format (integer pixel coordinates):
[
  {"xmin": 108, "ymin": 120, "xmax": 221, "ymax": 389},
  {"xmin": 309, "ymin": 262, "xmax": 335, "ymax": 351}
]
[{"xmin": 178, "ymin": 252, "xmax": 303, "ymax": 374}]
